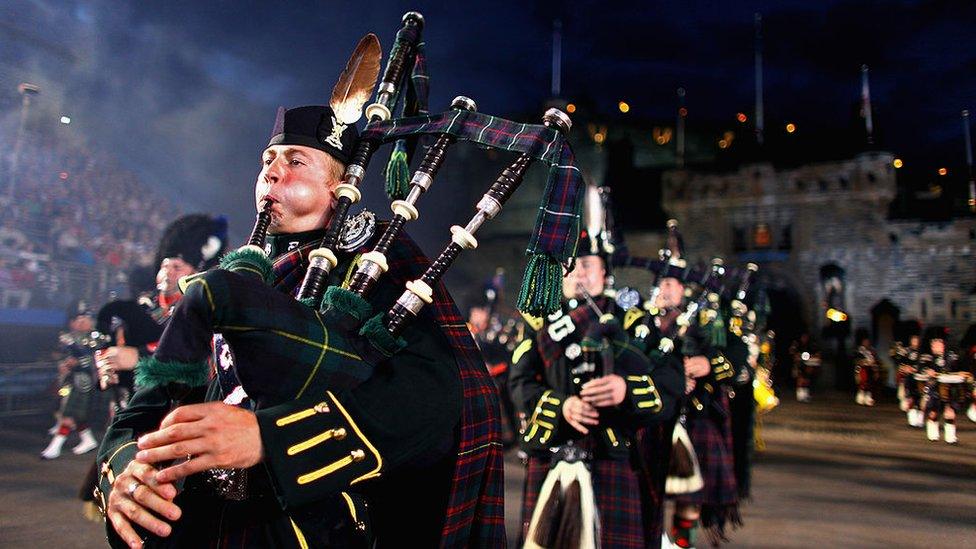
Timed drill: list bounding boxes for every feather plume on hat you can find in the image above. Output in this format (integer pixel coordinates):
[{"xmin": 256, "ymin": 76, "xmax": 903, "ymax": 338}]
[{"xmin": 330, "ymin": 33, "xmax": 382, "ymax": 125}]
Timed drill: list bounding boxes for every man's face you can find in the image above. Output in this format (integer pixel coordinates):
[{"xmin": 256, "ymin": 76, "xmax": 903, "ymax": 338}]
[
  {"xmin": 909, "ymin": 335, "xmax": 920, "ymax": 349},
  {"xmin": 468, "ymin": 306, "xmax": 489, "ymax": 331},
  {"xmin": 255, "ymin": 145, "xmax": 343, "ymax": 234},
  {"xmin": 655, "ymin": 277, "xmax": 684, "ymax": 309},
  {"xmin": 562, "ymin": 255, "xmax": 606, "ymax": 299},
  {"xmin": 931, "ymin": 339, "xmax": 945, "ymax": 355},
  {"xmin": 157, "ymin": 257, "xmax": 196, "ymax": 296},
  {"xmin": 70, "ymin": 315, "xmax": 93, "ymax": 333}
]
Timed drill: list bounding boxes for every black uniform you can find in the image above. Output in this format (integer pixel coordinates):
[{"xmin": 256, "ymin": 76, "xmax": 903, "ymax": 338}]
[{"xmin": 511, "ymin": 296, "xmax": 683, "ymax": 548}]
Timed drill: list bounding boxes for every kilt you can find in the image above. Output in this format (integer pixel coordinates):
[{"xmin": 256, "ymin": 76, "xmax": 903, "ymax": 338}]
[
  {"xmin": 674, "ymin": 389, "xmax": 739, "ymax": 534},
  {"xmin": 924, "ymin": 382, "xmax": 967, "ymax": 414},
  {"xmin": 636, "ymin": 422, "xmax": 675, "ymax": 549},
  {"xmin": 61, "ymin": 370, "xmax": 94, "ymax": 422},
  {"xmin": 521, "ymin": 454, "xmax": 646, "ymax": 548},
  {"xmin": 855, "ymin": 364, "xmax": 878, "ymax": 391}
]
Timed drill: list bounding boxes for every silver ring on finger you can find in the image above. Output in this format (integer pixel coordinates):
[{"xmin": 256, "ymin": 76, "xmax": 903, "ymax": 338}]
[{"xmin": 126, "ymin": 480, "xmax": 140, "ymax": 497}]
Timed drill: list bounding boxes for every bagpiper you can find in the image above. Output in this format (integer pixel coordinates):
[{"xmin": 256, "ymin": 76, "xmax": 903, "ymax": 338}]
[
  {"xmin": 80, "ymin": 214, "xmax": 228, "ymax": 521},
  {"xmin": 94, "ymin": 214, "xmax": 229, "ymax": 416},
  {"xmin": 853, "ymin": 328, "xmax": 881, "ymax": 407},
  {"xmin": 41, "ymin": 300, "xmax": 100, "ymax": 459},
  {"xmin": 891, "ymin": 321, "xmax": 923, "ymax": 426},
  {"xmin": 789, "ymin": 333, "xmax": 821, "ymax": 403},
  {"xmin": 97, "ymin": 25, "xmax": 507, "ymax": 547},
  {"xmin": 625, "ymin": 220, "xmax": 743, "ymax": 548},
  {"xmin": 97, "ymin": 14, "xmax": 589, "ymax": 547},
  {"xmin": 510, "ymin": 216, "xmax": 684, "ymax": 548}
]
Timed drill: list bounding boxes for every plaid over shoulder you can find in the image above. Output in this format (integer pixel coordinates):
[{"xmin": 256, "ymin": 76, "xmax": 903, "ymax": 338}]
[{"xmin": 269, "ymin": 224, "xmax": 506, "ymax": 548}]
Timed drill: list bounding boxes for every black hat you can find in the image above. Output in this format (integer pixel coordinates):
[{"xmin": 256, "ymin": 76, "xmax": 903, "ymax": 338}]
[
  {"xmin": 155, "ymin": 214, "xmax": 229, "ymax": 272},
  {"xmin": 264, "ymin": 34, "xmax": 382, "ymax": 166},
  {"xmin": 267, "ymin": 105, "xmax": 359, "ymax": 164},
  {"xmin": 922, "ymin": 325, "xmax": 949, "ymax": 345},
  {"xmin": 894, "ymin": 319, "xmax": 922, "ymax": 344},
  {"xmin": 66, "ymin": 299, "xmax": 93, "ymax": 324},
  {"xmin": 126, "ymin": 265, "xmax": 157, "ymax": 296}
]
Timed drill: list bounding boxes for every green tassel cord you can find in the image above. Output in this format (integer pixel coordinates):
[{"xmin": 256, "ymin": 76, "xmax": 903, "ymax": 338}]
[
  {"xmin": 517, "ymin": 254, "xmax": 564, "ymax": 316},
  {"xmin": 135, "ymin": 356, "xmax": 210, "ymax": 390},
  {"xmin": 708, "ymin": 315, "xmax": 727, "ymax": 349},
  {"xmin": 321, "ymin": 286, "xmax": 374, "ymax": 322},
  {"xmin": 218, "ymin": 247, "xmax": 273, "ymax": 283},
  {"xmin": 384, "ymin": 142, "xmax": 411, "ymax": 200},
  {"xmin": 360, "ymin": 314, "xmax": 406, "ymax": 357}
]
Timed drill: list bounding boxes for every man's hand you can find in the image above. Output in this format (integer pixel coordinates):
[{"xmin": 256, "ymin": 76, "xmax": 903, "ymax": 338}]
[
  {"xmin": 135, "ymin": 402, "xmax": 264, "ymax": 484},
  {"xmin": 106, "ymin": 460, "xmax": 180, "ymax": 547},
  {"xmin": 97, "ymin": 346, "xmax": 140, "ymax": 372},
  {"xmin": 562, "ymin": 395, "xmax": 600, "ymax": 434},
  {"xmin": 684, "ymin": 355, "xmax": 710, "ymax": 379},
  {"xmin": 580, "ymin": 375, "xmax": 627, "ymax": 408},
  {"xmin": 685, "ymin": 376, "xmax": 697, "ymax": 394}
]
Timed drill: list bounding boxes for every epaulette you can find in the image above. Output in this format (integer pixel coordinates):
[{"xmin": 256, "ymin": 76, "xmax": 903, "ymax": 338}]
[
  {"xmin": 520, "ymin": 311, "xmax": 544, "ymax": 332},
  {"xmin": 623, "ymin": 307, "xmax": 646, "ymax": 331}
]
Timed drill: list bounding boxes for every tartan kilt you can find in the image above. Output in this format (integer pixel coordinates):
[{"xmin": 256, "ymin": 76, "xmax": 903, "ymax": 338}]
[
  {"xmin": 636, "ymin": 422, "xmax": 674, "ymax": 549},
  {"xmin": 61, "ymin": 370, "xmax": 94, "ymax": 422},
  {"xmin": 520, "ymin": 454, "xmax": 646, "ymax": 549},
  {"xmin": 674, "ymin": 390, "xmax": 737, "ymax": 509}
]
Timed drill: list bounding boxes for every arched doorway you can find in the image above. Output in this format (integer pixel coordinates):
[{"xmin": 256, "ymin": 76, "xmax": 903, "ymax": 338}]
[
  {"xmin": 871, "ymin": 299, "xmax": 900, "ymax": 387},
  {"xmin": 757, "ymin": 267, "xmax": 807, "ymax": 387}
]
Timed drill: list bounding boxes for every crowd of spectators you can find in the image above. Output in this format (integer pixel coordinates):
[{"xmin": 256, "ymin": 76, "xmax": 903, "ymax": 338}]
[{"xmin": 1, "ymin": 129, "xmax": 179, "ymax": 310}]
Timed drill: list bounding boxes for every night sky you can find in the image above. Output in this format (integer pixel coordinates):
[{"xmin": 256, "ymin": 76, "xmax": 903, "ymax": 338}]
[{"xmin": 3, "ymin": 0, "xmax": 975, "ymax": 237}]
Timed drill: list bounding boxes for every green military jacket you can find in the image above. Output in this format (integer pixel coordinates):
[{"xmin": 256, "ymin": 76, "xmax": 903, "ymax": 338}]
[{"xmin": 96, "ymin": 226, "xmax": 463, "ymax": 547}]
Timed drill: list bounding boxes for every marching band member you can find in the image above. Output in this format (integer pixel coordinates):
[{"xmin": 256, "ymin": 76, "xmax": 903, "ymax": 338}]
[
  {"xmin": 919, "ymin": 327, "xmax": 963, "ymax": 444},
  {"xmin": 853, "ymin": 328, "xmax": 881, "ymax": 407},
  {"xmin": 891, "ymin": 323, "xmax": 923, "ymax": 427},
  {"xmin": 789, "ymin": 333, "xmax": 820, "ymax": 403},
  {"xmin": 97, "ymin": 25, "xmax": 507, "ymax": 547},
  {"xmin": 511, "ymin": 231, "xmax": 683, "ymax": 548},
  {"xmin": 41, "ymin": 301, "xmax": 99, "ymax": 459}
]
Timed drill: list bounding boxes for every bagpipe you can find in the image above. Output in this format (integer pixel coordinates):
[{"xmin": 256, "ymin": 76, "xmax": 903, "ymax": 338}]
[
  {"xmin": 119, "ymin": 12, "xmax": 588, "ymax": 548},
  {"xmin": 137, "ymin": 11, "xmax": 585, "ymax": 423},
  {"xmin": 57, "ymin": 330, "xmax": 107, "ymax": 389},
  {"xmin": 94, "ymin": 299, "xmax": 167, "ymax": 406}
]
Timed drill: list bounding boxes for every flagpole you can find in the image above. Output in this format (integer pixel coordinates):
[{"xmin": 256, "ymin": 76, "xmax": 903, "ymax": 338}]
[
  {"xmin": 754, "ymin": 13, "xmax": 764, "ymax": 146},
  {"xmin": 861, "ymin": 65, "xmax": 874, "ymax": 146},
  {"xmin": 551, "ymin": 19, "xmax": 562, "ymax": 98},
  {"xmin": 677, "ymin": 87, "xmax": 686, "ymax": 168},
  {"xmin": 964, "ymin": 109, "xmax": 975, "ymax": 211}
]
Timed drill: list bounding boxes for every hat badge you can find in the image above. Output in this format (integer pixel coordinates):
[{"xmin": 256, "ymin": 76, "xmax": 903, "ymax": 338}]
[{"xmin": 325, "ymin": 115, "xmax": 347, "ymax": 149}]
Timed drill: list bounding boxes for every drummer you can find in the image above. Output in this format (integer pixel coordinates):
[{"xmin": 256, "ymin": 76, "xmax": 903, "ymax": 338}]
[{"xmin": 919, "ymin": 326, "xmax": 964, "ymax": 444}]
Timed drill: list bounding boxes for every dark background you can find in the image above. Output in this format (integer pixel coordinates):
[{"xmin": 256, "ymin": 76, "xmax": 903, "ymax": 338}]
[{"xmin": 3, "ymin": 0, "xmax": 974, "ymax": 240}]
